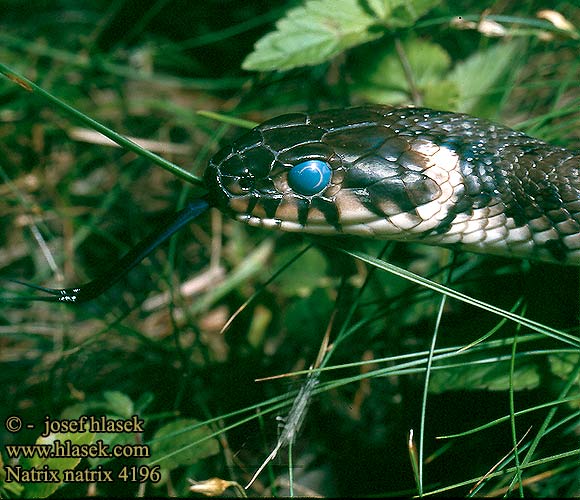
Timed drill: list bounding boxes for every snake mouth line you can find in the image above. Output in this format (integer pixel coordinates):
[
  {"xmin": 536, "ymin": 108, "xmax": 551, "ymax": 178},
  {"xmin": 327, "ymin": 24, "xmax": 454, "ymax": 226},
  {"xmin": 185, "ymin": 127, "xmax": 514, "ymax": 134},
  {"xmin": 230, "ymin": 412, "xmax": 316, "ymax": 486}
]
[
  {"xmin": 234, "ymin": 199, "xmax": 580, "ymax": 263},
  {"xmin": 234, "ymin": 212, "xmax": 442, "ymax": 240},
  {"xmin": 236, "ymin": 209, "xmax": 580, "ymax": 265}
]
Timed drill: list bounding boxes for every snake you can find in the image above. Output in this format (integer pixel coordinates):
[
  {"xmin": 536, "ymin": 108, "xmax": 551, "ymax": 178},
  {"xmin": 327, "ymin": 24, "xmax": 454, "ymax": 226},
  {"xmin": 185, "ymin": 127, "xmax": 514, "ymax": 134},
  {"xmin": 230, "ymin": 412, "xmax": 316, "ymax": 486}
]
[
  {"xmin": 205, "ymin": 105, "xmax": 580, "ymax": 266},
  {"xmin": 6, "ymin": 105, "xmax": 580, "ymax": 303}
]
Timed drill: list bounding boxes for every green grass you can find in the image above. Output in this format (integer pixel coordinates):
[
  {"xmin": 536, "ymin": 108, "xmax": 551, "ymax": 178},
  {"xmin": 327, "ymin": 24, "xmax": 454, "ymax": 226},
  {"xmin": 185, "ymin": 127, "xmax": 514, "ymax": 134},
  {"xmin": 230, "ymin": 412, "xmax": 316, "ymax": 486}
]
[{"xmin": 1, "ymin": 0, "xmax": 579, "ymax": 497}]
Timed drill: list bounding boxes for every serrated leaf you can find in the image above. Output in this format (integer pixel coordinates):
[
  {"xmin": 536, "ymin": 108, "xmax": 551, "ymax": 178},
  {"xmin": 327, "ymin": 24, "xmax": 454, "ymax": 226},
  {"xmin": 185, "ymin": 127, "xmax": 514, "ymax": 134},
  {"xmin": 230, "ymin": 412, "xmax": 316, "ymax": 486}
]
[
  {"xmin": 353, "ymin": 37, "xmax": 451, "ymax": 107},
  {"xmin": 243, "ymin": 0, "xmax": 383, "ymax": 71},
  {"xmin": 148, "ymin": 419, "xmax": 219, "ymax": 471},
  {"xmin": 20, "ymin": 430, "xmax": 95, "ymax": 498},
  {"xmin": 429, "ymin": 361, "xmax": 540, "ymax": 393},
  {"xmin": 449, "ymin": 40, "xmax": 522, "ymax": 114}
]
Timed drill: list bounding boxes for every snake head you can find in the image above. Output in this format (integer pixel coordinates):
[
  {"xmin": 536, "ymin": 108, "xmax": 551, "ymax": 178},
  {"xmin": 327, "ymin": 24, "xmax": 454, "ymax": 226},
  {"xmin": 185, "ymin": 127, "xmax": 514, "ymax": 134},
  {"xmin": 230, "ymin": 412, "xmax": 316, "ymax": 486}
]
[
  {"xmin": 205, "ymin": 105, "xmax": 580, "ymax": 263},
  {"xmin": 204, "ymin": 106, "xmax": 462, "ymax": 239},
  {"xmin": 204, "ymin": 109, "xmax": 344, "ymax": 234}
]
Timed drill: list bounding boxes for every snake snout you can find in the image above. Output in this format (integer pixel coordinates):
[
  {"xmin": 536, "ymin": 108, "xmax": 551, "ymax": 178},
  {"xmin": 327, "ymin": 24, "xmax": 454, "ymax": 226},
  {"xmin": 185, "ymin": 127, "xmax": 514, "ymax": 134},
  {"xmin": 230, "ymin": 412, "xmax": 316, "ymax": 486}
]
[{"xmin": 204, "ymin": 118, "xmax": 340, "ymax": 228}]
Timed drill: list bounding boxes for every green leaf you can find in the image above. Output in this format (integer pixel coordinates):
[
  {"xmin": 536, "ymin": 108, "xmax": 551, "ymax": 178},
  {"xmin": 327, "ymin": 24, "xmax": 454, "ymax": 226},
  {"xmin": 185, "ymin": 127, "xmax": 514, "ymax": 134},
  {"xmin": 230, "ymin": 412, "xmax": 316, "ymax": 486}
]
[
  {"xmin": 60, "ymin": 391, "xmax": 136, "ymax": 420},
  {"xmin": 242, "ymin": 0, "xmax": 384, "ymax": 71},
  {"xmin": 429, "ymin": 361, "xmax": 540, "ymax": 393},
  {"xmin": 549, "ymin": 352, "xmax": 580, "ymax": 380},
  {"xmin": 148, "ymin": 419, "xmax": 219, "ymax": 472},
  {"xmin": 548, "ymin": 353, "xmax": 580, "ymax": 409},
  {"xmin": 284, "ymin": 288, "xmax": 334, "ymax": 342},
  {"xmin": 353, "ymin": 37, "xmax": 453, "ymax": 108},
  {"xmin": 423, "ymin": 79, "xmax": 460, "ymax": 110},
  {"xmin": 87, "ymin": 414, "xmax": 142, "ymax": 467},
  {"xmin": 273, "ymin": 245, "xmax": 329, "ymax": 297},
  {"xmin": 101, "ymin": 391, "xmax": 135, "ymax": 419},
  {"xmin": 134, "ymin": 392, "xmax": 155, "ymax": 414},
  {"xmin": 20, "ymin": 430, "xmax": 95, "ymax": 498},
  {"xmin": 242, "ymin": 0, "xmax": 441, "ymax": 72},
  {"xmin": 449, "ymin": 40, "xmax": 522, "ymax": 114},
  {"xmin": 368, "ymin": 0, "xmax": 442, "ymax": 28},
  {"xmin": 57, "ymin": 392, "xmax": 143, "ymax": 467},
  {"xmin": 0, "ymin": 452, "xmax": 25, "ymax": 497}
]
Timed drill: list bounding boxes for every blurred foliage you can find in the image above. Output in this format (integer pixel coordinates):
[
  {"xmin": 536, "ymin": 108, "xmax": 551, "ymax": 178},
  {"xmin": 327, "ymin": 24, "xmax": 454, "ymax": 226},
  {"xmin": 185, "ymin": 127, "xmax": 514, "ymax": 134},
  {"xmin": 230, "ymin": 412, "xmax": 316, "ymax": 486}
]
[{"xmin": 0, "ymin": 0, "xmax": 579, "ymax": 497}]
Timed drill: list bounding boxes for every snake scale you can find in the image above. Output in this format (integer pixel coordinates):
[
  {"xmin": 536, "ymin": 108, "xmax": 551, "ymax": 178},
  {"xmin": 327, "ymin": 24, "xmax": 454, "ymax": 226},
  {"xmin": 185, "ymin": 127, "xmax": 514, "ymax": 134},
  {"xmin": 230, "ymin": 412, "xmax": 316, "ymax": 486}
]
[
  {"xmin": 206, "ymin": 105, "xmax": 580, "ymax": 265},
  {"xmin": 6, "ymin": 105, "xmax": 580, "ymax": 303}
]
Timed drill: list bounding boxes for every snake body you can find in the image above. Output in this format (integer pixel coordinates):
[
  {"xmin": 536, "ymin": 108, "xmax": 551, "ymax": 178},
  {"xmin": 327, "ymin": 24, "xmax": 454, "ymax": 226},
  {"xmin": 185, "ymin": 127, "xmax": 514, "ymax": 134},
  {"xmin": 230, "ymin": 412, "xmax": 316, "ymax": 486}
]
[
  {"xmin": 6, "ymin": 105, "xmax": 580, "ymax": 304},
  {"xmin": 205, "ymin": 105, "xmax": 580, "ymax": 265}
]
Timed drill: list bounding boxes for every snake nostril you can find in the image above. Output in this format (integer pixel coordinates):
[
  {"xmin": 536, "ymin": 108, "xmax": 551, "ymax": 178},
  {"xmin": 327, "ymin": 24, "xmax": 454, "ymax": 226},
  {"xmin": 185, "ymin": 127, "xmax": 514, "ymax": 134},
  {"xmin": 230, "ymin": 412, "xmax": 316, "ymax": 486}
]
[{"xmin": 238, "ymin": 177, "xmax": 254, "ymax": 191}]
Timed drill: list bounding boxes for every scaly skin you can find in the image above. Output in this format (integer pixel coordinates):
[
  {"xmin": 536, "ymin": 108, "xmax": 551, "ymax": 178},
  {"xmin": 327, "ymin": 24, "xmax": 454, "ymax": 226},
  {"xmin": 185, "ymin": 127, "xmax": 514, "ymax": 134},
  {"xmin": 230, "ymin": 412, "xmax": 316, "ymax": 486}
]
[{"xmin": 205, "ymin": 105, "xmax": 580, "ymax": 265}]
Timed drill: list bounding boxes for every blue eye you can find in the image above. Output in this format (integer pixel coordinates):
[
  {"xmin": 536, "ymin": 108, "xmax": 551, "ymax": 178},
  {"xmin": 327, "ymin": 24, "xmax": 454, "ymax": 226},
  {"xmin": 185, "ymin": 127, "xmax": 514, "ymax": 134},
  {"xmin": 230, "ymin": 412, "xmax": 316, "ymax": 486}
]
[{"xmin": 288, "ymin": 160, "xmax": 331, "ymax": 196}]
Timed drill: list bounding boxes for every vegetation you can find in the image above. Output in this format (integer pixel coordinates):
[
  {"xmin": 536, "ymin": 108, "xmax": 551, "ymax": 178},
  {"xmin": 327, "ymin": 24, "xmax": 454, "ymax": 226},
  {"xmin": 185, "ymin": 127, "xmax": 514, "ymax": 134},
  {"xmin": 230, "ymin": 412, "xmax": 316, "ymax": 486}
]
[{"xmin": 0, "ymin": 0, "xmax": 579, "ymax": 497}]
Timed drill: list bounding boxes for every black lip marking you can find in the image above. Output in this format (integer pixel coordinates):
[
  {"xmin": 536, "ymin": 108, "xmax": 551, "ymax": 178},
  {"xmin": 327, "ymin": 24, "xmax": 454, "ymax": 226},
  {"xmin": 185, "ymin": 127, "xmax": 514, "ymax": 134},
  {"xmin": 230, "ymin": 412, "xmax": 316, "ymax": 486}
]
[
  {"xmin": 310, "ymin": 197, "xmax": 340, "ymax": 230},
  {"xmin": 544, "ymin": 238, "xmax": 568, "ymax": 262},
  {"xmin": 367, "ymin": 176, "xmax": 417, "ymax": 215},
  {"xmin": 261, "ymin": 195, "xmax": 282, "ymax": 219},
  {"xmin": 296, "ymin": 197, "xmax": 311, "ymax": 227},
  {"xmin": 428, "ymin": 191, "xmax": 472, "ymax": 237}
]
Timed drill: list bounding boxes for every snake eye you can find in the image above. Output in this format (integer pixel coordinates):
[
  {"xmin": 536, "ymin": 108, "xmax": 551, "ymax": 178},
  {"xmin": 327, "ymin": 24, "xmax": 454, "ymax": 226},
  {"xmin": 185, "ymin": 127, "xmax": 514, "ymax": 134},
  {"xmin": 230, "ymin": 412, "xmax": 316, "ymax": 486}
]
[{"xmin": 288, "ymin": 160, "xmax": 331, "ymax": 196}]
